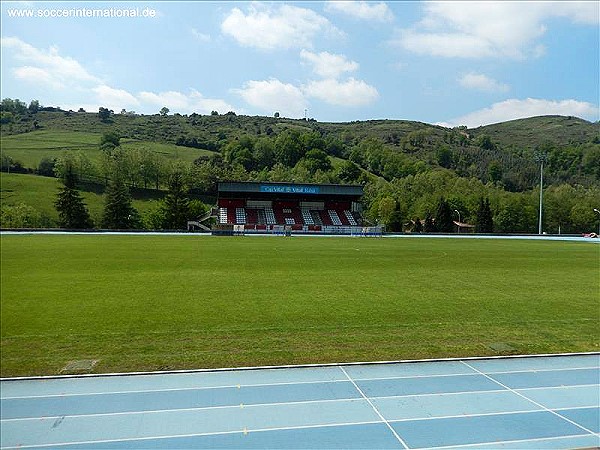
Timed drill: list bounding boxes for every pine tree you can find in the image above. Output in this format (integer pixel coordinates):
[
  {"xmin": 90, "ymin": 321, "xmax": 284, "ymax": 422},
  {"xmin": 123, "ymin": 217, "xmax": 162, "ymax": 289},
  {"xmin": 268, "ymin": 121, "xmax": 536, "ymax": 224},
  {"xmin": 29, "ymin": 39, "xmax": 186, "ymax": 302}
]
[
  {"xmin": 476, "ymin": 197, "xmax": 494, "ymax": 233},
  {"xmin": 435, "ymin": 197, "xmax": 454, "ymax": 233},
  {"xmin": 414, "ymin": 218, "xmax": 423, "ymax": 233},
  {"xmin": 484, "ymin": 198, "xmax": 494, "ymax": 233},
  {"xmin": 101, "ymin": 177, "xmax": 140, "ymax": 229},
  {"xmin": 424, "ymin": 213, "xmax": 435, "ymax": 232},
  {"xmin": 386, "ymin": 200, "xmax": 403, "ymax": 232},
  {"xmin": 55, "ymin": 164, "xmax": 93, "ymax": 229},
  {"xmin": 475, "ymin": 197, "xmax": 486, "ymax": 233},
  {"xmin": 162, "ymin": 171, "xmax": 190, "ymax": 230}
]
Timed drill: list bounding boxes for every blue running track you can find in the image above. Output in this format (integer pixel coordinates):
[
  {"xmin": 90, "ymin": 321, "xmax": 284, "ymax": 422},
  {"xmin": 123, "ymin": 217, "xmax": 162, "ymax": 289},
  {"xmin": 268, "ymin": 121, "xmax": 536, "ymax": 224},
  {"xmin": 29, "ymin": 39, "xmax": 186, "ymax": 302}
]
[{"xmin": 1, "ymin": 354, "xmax": 598, "ymax": 449}]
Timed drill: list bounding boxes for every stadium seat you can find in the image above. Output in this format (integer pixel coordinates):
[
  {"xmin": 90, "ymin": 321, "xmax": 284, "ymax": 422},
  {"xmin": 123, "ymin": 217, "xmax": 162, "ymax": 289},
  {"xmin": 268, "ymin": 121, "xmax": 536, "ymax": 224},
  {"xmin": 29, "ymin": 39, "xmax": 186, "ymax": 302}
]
[
  {"xmin": 301, "ymin": 208, "xmax": 314, "ymax": 225},
  {"xmin": 328, "ymin": 210, "xmax": 342, "ymax": 226},
  {"xmin": 344, "ymin": 210, "xmax": 357, "ymax": 226}
]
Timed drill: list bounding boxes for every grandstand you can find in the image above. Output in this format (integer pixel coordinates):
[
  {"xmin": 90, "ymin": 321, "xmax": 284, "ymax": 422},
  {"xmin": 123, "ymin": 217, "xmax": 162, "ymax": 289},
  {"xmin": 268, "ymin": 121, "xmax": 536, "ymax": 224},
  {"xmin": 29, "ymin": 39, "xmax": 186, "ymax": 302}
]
[{"xmin": 214, "ymin": 181, "xmax": 369, "ymax": 234}]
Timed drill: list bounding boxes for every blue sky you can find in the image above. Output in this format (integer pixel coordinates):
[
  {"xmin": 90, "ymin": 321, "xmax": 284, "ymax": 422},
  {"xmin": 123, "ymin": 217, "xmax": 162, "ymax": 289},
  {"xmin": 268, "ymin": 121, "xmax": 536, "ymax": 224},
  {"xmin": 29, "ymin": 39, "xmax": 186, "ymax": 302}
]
[{"xmin": 1, "ymin": 1, "xmax": 598, "ymax": 127}]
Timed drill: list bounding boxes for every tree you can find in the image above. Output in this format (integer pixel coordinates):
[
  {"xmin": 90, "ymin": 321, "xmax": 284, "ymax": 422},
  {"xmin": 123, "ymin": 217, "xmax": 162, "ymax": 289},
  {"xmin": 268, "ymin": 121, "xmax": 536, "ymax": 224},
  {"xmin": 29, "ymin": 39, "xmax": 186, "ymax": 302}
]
[
  {"xmin": 253, "ymin": 137, "xmax": 276, "ymax": 170},
  {"xmin": 275, "ymin": 129, "xmax": 304, "ymax": 167},
  {"xmin": 377, "ymin": 196, "xmax": 396, "ymax": 227},
  {"xmin": 98, "ymin": 107, "xmax": 113, "ymax": 122},
  {"xmin": 38, "ymin": 157, "xmax": 56, "ymax": 177},
  {"xmin": 436, "ymin": 145, "xmax": 453, "ymax": 168},
  {"xmin": 435, "ymin": 197, "xmax": 454, "ymax": 232},
  {"xmin": 211, "ymin": 110, "xmax": 219, "ymax": 115},
  {"xmin": 274, "ymin": 112, "xmax": 280, "ymax": 118},
  {"xmin": 101, "ymin": 177, "xmax": 140, "ymax": 229},
  {"xmin": 1, "ymin": 203, "xmax": 49, "ymax": 228},
  {"xmin": 159, "ymin": 107, "xmax": 170, "ymax": 116},
  {"xmin": 387, "ymin": 200, "xmax": 403, "ymax": 232},
  {"xmin": 475, "ymin": 197, "xmax": 494, "ymax": 233},
  {"xmin": 488, "ymin": 161, "xmax": 503, "ymax": 183},
  {"xmin": 1, "ymin": 98, "xmax": 27, "ymax": 115},
  {"xmin": 484, "ymin": 198, "xmax": 494, "ymax": 232},
  {"xmin": 413, "ymin": 218, "xmax": 423, "ymax": 233},
  {"xmin": 424, "ymin": 213, "xmax": 435, "ymax": 232},
  {"xmin": 162, "ymin": 171, "xmax": 191, "ymax": 229},
  {"xmin": 28, "ymin": 100, "xmax": 40, "ymax": 114},
  {"xmin": 55, "ymin": 164, "xmax": 94, "ymax": 229},
  {"xmin": 476, "ymin": 134, "xmax": 495, "ymax": 150},
  {"xmin": 300, "ymin": 149, "xmax": 332, "ymax": 174},
  {"xmin": 337, "ymin": 160, "xmax": 361, "ymax": 183},
  {"xmin": 100, "ymin": 132, "xmax": 120, "ymax": 151}
]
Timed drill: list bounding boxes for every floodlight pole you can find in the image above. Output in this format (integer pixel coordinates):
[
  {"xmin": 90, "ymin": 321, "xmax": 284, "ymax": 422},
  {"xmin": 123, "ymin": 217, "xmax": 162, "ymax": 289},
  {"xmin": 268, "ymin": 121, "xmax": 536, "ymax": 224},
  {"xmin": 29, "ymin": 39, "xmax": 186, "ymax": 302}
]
[
  {"xmin": 454, "ymin": 209, "xmax": 460, "ymax": 233},
  {"xmin": 535, "ymin": 152, "xmax": 547, "ymax": 235},
  {"xmin": 594, "ymin": 208, "xmax": 600, "ymax": 235}
]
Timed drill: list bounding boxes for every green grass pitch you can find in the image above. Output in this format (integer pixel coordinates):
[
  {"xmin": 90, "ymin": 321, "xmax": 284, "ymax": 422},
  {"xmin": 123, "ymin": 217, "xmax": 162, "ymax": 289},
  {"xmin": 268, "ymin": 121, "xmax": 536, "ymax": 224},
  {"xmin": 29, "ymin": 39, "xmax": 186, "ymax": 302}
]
[{"xmin": 1, "ymin": 235, "xmax": 598, "ymax": 377}]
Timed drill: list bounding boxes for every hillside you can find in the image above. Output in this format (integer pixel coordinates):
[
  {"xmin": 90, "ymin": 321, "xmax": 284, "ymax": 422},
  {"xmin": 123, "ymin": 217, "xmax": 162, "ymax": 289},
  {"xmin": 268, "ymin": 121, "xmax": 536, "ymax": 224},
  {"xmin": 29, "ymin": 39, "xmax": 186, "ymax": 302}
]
[
  {"xmin": 473, "ymin": 115, "xmax": 598, "ymax": 148},
  {"xmin": 1, "ymin": 106, "xmax": 599, "ymax": 233},
  {"xmin": 4, "ymin": 110, "xmax": 598, "ymax": 150},
  {"xmin": 2, "ymin": 110, "xmax": 599, "ymax": 191}
]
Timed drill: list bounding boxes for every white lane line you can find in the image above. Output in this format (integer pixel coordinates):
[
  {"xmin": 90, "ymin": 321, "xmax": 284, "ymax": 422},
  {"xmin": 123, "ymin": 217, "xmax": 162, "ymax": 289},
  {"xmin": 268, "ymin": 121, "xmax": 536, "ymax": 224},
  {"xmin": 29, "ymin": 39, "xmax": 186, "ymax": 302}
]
[
  {"xmin": 0, "ymin": 397, "xmax": 366, "ymax": 421},
  {"xmin": 3, "ymin": 395, "xmax": 596, "ymax": 424},
  {"xmin": 0, "ymin": 419, "xmax": 385, "ymax": 449},
  {"xmin": 0, "ymin": 379, "xmax": 351, "ymax": 400},
  {"xmin": 461, "ymin": 361, "xmax": 597, "ymax": 436},
  {"xmin": 472, "ymin": 365, "xmax": 600, "ymax": 375},
  {"xmin": 516, "ymin": 383, "xmax": 600, "ymax": 392},
  {"xmin": 339, "ymin": 366, "xmax": 409, "ymax": 449},
  {"xmin": 4, "ymin": 365, "xmax": 597, "ymax": 400},
  {"xmin": 4, "ymin": 384, "xmax": 599, "ymax": 422},
  {"xmin": 0, "ymin": 372, "xmax": 488, "ymax": 400},
  {"xmin": 386, "ymin": 406, "xmax": 598, "ymax": 423},
  {"xmin": 418, "ymin": 432, "xmax": 596, "ymax": 449}
]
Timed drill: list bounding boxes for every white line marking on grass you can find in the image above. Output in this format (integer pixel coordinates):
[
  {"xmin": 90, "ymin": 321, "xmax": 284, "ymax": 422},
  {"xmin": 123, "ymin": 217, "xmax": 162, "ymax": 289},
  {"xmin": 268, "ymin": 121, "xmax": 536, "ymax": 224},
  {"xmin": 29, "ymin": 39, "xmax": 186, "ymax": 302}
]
[
  {"xmin": 418, "ymin": 432, "xmax": 596, "ymax": 449},
  {"xmin": 339, "ymin": 366, "xmax": 409, "ymax": 449},
  {"xmin": 0, "ymin": 419, "xmax": 385, "ymax": 449},
  {"xmin": 461, "ymin": 361, "xmax": 597, "ymax": 436}
]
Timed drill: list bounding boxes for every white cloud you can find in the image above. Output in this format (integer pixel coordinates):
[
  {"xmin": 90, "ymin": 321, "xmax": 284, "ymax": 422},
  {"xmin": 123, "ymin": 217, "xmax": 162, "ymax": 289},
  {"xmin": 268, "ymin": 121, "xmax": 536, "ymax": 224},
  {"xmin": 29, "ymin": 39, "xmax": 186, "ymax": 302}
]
[
  {"xmin": 93, "ymin": 85, "xmax": 140, "ymax": 110},
  {"xmin": 444, "ymin": 98, "xmax": 599, "ymax": 128},
  {"xmin": 221, "ymin": 4, "xmax": 342, "ymax": 50},
  {"xmin": 396, "ymin": 30, "xmax": 494, "ymax": 58},
  {"xmin": 1, "ymin": 37, "xmax": 235, "ymax": 115},
  {"xmin": 138, "ymin": 90, "xmax": 190, "ymax": 110},
  {"xmin": 188, "ymin": 90, "xmax": 236, "ymax": 115},
  {"xmin": 234, "ymin": 78, "xmax": 307, "ymax": 118},
  {"xmin": 13, "ymin": 66, "xmax": 63, "ymax": 89},
  {"xmin": 459, "ymin": 73, "xmax": 509, "ymax": 93},
  {"xmin": 393, "ymin": 1, "xmax": 599, "ymax": 59},
  {"xmin": 1, "ymin": 36, "xmax": 100, "ymax": 84},
  {"xmin": 304, "ymin": 78, "xmax": 379, "ymax": 107},
  {"xmin": 300, "ymin": 49, "xmax": 359, "ymax": 78},
  {"xmin": 138, "ymin": 89, "xmax": 236, "ymax": 114},
  {"xmin": 191, "ymin": 28, "xmax": 211, "ymax": 42},
  {"xmin": 324, "ymin": 1, "xmax": 393, "ymax": 22}
]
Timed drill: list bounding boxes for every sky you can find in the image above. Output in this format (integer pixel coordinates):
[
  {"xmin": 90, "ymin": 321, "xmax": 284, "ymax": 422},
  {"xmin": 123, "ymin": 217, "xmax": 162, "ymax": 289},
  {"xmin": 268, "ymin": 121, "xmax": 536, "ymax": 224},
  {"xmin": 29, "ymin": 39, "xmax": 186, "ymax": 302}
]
[{"xmin": 1, "ymin": 1, "xmax": 599, "ymax": 127}]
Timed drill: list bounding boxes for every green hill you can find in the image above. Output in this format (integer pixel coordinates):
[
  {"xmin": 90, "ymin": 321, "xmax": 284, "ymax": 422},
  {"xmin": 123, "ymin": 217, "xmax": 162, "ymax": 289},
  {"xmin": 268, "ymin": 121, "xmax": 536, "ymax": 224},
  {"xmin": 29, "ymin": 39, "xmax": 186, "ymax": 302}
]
[
  {"xmin": 473, "ymin": 115, "xmax": 598, "ymax": 148},
  {"xmin": 0, "ymin": 172, "xmax": 165, "ymax": 227},
  {"xmin": 1, "ymin": 107, "xmax": 599, "ymax": 232}
]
